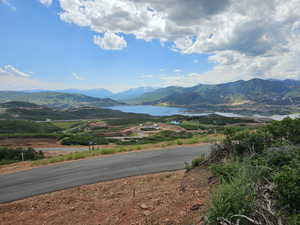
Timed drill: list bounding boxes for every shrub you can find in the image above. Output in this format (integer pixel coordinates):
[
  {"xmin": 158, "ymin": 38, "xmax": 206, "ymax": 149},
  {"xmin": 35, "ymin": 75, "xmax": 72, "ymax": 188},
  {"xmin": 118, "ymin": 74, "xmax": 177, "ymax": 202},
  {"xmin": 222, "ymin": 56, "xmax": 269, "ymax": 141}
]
[
  {"xmin": 206, "ymin": 118, "xmax": 300, "ymax": 224},
  {"xmin": 252, "ymin": 147, "xmax": 298, "ymax": 171},
  {"xmin": 61, "ymin": 135, "xmax": 109, "ymax": 146},
  {"xmin": 176, "ymin": 139, "xmax": 183, "ymax": 145},
  {"xmin": 208, "ymin": 165, "xmax": 257, "ymax": 225},
  {"xmin": 210, "ymin": 162, "xmax": 242, "ymax": 183},
  {"xmin": 0, "ymin": 120, "xmax": 62, "ymax": 134},
  {"xmin": 118, "ymin": 130, "xmax": 193, "ymax": 145},
  {"xmin": 0, "ymin": 147, "xmax": 44, "ymax": 161},
  {"xmin": 185, "ymin": 154, "xmax": 207, "ymax": 171},
  {"xmin": 100, "ymin": 149, "xmax": 117, "ymax": 155},
  {"xmin": 265, "ymin": 117, "xmax": 300, "ymax": 145},
  {"xmin": 287, "ymin": 214, "xmax": 300, "ymax": 225},
  {"xmin": 184, "ymin": 137, "xmax": 199, "ymax": 144},
  {"xmin": 273, "ymin": 156, "xmax": 300, "ymax": 213}
]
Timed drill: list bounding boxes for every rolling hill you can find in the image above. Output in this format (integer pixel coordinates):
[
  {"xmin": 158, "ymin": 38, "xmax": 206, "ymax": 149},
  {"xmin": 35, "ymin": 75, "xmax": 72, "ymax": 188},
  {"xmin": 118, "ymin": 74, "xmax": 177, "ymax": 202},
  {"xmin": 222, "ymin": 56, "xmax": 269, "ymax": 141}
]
[
  {"xmin": 43, "ymin": 88, "xmax": 114, "ymax": 98},
  {"xmin": 0, "ymin": 101, "xmax": 152, "ymax": 121},
  {"xmin": 127, "ymin": 79, "xmax": 300, "ymax": 106},
  {"xmin": 0, "ymin": 91, "xmax": 122, "ymax": 108}
]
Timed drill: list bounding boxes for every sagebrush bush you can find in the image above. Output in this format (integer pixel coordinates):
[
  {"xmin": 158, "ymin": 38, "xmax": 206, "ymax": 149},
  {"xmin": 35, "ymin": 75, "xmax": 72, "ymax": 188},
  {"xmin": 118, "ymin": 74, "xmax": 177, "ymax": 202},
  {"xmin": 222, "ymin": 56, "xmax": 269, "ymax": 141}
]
[
  {"xmin": 208, "ymin": 165, "xmax": 257, "ymax": 225},
  {"xmin": 185, "ymin": 154, "xmax": 207, "ymax": 171},
  {"xmin": 210, "ymin": 162, "xmax": 242, "ymax": 183},
  {"xmin": 205, "ymin": 119, "xmax": 300, "ymax": 224},
  {"xmin": 0, "ymin": 147, "xmax": 44, "ymax": 161},
  {"xmin": 274, "ymin": 157, "xmax": 300, "ymax": 213},
  {"xmin": 61, "ymin": 135, "xmax": 109, "ymax": 145}
]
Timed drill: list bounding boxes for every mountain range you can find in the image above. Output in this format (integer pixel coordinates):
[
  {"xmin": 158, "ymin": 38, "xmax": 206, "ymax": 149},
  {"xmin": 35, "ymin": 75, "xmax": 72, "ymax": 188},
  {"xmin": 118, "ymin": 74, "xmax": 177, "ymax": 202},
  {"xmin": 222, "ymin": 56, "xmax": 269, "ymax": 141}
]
[
  {"xmin": 2, "ymin": 79, "xmax": 300, "ymax": 111},
  {"xmin": 0, "ymin": 101, "xmax": 152, "ymax": 121},
  {"xmin": 24, "ymin": 87, "xmax": 157, "ymax": 100},
  {"xmin": 127, "ymin": 79, "xmax": 300, "ymax": 106},
  {"xmin": 0, "ymin": 91, "xmax": 122, "ymax": 108}
]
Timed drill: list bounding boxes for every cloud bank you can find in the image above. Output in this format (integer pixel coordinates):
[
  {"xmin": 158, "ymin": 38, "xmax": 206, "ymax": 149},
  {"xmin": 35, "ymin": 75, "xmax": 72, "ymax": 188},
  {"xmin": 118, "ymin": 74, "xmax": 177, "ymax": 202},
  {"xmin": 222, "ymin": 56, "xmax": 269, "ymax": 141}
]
[
  {"xmin": 0, "ymin": 65, "xmax": 47, "ymax": 90},
  {"xmin": 48, "ymin": 0, "xmax": 300, "ymax": 85}
]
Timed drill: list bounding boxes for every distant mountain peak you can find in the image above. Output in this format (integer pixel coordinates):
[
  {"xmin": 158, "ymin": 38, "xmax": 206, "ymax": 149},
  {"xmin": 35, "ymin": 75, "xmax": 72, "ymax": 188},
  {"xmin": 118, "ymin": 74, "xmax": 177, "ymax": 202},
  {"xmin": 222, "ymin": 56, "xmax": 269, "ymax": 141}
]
[{"xmin": 111, "ymin": 86, "xmax": 158, "ymax": 100}]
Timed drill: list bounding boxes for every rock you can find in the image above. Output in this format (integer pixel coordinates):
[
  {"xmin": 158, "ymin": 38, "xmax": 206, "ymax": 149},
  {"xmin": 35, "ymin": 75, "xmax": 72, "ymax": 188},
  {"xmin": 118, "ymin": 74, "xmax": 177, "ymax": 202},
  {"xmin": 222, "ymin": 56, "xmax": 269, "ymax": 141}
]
[
  {"xmin": 139, "ymin": 203, "xmax": 149, "ymax": 210},
  {"xmin": 190, "ymin": 203, "xmax": 202, "ymax": 211},
  {"xmin": 143, "ymin": 210, "xmax": 152, "ymax": 216}
]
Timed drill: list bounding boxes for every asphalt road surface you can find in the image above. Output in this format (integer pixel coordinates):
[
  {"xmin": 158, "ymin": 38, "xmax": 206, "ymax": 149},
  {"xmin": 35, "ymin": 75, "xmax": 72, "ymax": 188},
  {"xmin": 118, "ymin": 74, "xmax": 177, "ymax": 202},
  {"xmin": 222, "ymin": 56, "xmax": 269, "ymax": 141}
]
[
  {"xmin": 0, "ymin": 144, "xmax": 212, "ymax": 203},
  {"xmin": 35, "ymin": 147, "xmax": 89, "ymax": 152}
]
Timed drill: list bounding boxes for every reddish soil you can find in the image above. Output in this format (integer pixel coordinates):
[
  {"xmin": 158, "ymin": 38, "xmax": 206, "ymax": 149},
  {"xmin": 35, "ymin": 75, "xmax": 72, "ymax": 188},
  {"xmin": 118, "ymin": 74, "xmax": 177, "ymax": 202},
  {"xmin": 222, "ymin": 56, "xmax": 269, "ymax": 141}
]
[
  {"xmin": 0, "ymin": 168, "xmax": 215, "ymax": 225},
  {"xmin": 0, "ymin": 161, "xmax": 33, "ymax": 175},
  {"xmin": 159, "ymin": 123, "xmax": 186, "ymax": 132},
  {"xmin": 0, "ymin": 137, "xmax": 114, "ymax": 149},
  {"xmin": 0, "ymin": 137, "xmax": 62, "ymax": 148}
]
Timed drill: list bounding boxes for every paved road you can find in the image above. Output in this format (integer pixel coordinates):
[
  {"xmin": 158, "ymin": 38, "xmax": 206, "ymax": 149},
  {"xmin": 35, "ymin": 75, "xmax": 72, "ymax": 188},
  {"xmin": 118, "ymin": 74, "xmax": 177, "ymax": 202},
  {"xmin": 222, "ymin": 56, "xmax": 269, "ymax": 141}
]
[
  {"xmin": 0, "ymin": 144, "xmax": 212, "ymax": 203},
  {"xmin": 35, "ymin": 147, "xmax": 89, "ymax": 152}
]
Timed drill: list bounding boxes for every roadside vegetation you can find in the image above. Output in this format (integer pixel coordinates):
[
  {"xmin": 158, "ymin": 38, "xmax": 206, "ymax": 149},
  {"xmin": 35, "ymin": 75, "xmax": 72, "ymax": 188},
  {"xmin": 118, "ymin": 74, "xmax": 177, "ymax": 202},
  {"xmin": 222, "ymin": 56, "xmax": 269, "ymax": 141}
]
[
  {"xmin": 32, "ymin": 133, "xmax": 223, "ymax": 166},
  {"xmin": 187, "ymin": 117, "xmax": 300, "ymax": 225},
  {"xmin": 61, "ymin": 135, "xmax": 109, "ymax": 145},
  {"xmin": 0, "ymin": 120, "xmax": 62, "ymax": 134},
  {"xmin": 0, "ymin": 147, "xmax": 44, "ymax": 165}
]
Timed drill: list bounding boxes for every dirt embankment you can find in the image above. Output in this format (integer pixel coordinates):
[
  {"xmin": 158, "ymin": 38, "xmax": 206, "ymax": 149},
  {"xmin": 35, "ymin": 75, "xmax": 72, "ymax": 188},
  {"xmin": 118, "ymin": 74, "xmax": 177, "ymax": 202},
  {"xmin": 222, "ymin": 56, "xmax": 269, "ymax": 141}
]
[
  {"xmin": 0, "ymin": 137, "xmax": 62, "ymax": 148},
  {"xmin": 0, "ymin": 168, "xmax": 216, "ymax": 225}
]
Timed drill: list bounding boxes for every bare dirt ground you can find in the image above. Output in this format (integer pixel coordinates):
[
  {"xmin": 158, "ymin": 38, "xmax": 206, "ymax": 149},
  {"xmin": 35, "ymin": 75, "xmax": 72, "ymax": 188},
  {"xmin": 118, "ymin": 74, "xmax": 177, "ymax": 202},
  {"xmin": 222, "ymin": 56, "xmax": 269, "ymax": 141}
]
[
  {"xmin": 0, "ymin": 168, "xmax": 215, "ymax": 225},
  {"xmin": 0, "ymin": 137, "xmax": 116, "ymax": 151},
  {"xmin": 0, "ymin": 161, "xmax": 33, "ymax": 175},
  {"xmin": 0, "ymin": 137, "xmax": 63, "ymax": 148}
]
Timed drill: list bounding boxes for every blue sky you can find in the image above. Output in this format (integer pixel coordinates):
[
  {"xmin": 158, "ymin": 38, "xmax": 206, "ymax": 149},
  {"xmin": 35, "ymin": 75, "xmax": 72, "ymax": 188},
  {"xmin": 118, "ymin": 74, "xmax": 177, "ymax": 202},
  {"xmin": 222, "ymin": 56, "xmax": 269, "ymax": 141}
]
[
  {"xmin": 0, "ymin": 0, "xmax": 214, "ymax": 92},
  {"xmin": 0, "ymin": 0, "xmax": 300, "ymax": 92}
]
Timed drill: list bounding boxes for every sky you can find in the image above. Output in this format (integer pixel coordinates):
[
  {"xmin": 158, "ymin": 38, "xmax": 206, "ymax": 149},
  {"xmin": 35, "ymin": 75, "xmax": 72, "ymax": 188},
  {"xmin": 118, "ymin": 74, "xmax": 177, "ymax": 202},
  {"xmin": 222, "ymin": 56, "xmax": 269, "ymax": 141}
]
[{"xmin": 0, "ymin": 0, "xmax": 300, "ymax": 92}]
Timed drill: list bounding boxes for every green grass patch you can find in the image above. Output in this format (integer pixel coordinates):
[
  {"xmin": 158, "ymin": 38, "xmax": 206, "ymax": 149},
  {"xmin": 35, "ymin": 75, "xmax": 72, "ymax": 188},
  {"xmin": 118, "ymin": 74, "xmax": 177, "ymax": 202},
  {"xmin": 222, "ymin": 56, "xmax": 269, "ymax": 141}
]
[
  {"xmin": 0, "ymin": 120, "xmax": 62, "ymax": 134},
  {"xmin": 100, "ymin": 148, "xmax": 117, "ymax": 155},
  {"xmin": 0, "ymin": 160, "xmax": 19, "ymax": 165},
  {"xmin": 208, "ymin": 163, "xmax": 258, "ymax": 224},
  {"xmin": 0, "ymin": 133, "xmax": 62, "ymax": 138},
  {"xmin": 51, "ymin": 121, "xmax": 80, "ymax": 129}
]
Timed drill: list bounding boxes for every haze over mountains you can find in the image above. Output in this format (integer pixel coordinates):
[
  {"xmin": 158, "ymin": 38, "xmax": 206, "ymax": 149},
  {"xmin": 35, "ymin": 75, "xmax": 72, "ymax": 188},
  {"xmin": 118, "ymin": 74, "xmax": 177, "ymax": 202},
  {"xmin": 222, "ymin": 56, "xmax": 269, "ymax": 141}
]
[{"xmin": 24, "ymin": 87, "xmax": 157, "ymax": 100}]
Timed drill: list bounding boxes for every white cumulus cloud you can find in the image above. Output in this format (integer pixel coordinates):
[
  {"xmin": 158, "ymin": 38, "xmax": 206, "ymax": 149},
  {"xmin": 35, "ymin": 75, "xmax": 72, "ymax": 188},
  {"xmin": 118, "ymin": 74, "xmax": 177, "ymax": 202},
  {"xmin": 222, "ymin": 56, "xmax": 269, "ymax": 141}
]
[
  {"xmin": 1, "ymin": 0, "xmax": 16, "ymax": 10},
  {"xmin": 173, "ymin": 69, "xmax": 182, "ymax": 73},
  {"xmin": 0, "ymin": 65, "xmax": 31, "ymax": 77},
  {"xmin": 51, "ymin": 0, "xmax": 300, "ymax": 83},
  {"xmin": 72, "ymin": 72, "xmax": 86, "ymax": 81},
  {"xmin": 39, "ymin": 0, "xmax": 52, "ymax": 6},
  {"xmin": 0, "ymin": 65, "xmax": 62, "ymax": 90},
  {"xmin": 139, "ymin": 74, "xmax": 154, "ymax": 79},
  {"xmin": 93, "ymin": 32, "xmax": 127, "ymax": 50}
]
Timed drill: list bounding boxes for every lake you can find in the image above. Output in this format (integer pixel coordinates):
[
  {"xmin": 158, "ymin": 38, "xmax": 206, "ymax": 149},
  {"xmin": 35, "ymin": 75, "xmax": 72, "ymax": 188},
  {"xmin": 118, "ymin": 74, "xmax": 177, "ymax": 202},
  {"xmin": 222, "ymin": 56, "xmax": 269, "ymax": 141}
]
[{"xmin": 108, "ymin": 105, "xmax": 300, "ymax": 120}]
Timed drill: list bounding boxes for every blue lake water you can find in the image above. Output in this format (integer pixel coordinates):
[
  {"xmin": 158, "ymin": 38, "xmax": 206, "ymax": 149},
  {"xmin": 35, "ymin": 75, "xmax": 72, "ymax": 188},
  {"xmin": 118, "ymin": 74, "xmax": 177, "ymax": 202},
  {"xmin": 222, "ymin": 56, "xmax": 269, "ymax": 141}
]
[
  {"xmin": 108, "ymin": 105, "xmax": 300, "ymax": 121},
  {"xmin": 108, "ymin": 105, "xmax": 193, "ymax": 116}
]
